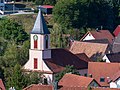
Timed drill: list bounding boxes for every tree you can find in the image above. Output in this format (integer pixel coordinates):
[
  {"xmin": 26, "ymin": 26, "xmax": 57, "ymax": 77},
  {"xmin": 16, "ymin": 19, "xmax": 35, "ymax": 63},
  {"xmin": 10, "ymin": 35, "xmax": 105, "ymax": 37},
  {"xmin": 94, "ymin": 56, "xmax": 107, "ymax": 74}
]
[
  {"xmin": 43, "ymin": 0, "xmax": 56, "ymax": 5},
  {"xmin": 19, "ymin": 40, "xmax": 30, "ymax": 65},
  {"xmin": 53, "ymin": 0, "xmax": 88, "ymax": 29},
  {"xmin": 0, "ymin": 18, "xmax": 28, "ymax": 44},
  {"xmin": 87, "ymin": 0, "xmax": 114, "ymax": 31},
  {"xmin": 0, "ymin": 37, "xmax": 7, "ymax": 56},
  {"xmin": 51, "ymin": 23, "xmax": 68, "ymax": 48},
  {"xmin": 55, "ymin": 65, "xmax": 79, "ymax": 82},
  {"xmin": 4, "ymin": 64, "xmax": 25, "ymax": 89}
]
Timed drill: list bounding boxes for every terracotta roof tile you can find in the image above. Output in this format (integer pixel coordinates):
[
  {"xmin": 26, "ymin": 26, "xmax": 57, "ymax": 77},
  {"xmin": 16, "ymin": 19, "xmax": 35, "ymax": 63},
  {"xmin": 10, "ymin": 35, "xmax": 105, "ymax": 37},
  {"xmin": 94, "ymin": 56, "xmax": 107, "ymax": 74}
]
[
  {"xmin": 88, "ymin": 62, "xmax": 120, "ymax": 87},
  {"xmin": 75, "ymin": 53, "xmax": 92, "ymax": 62},
  {"xmin": 81, "ymin": 30, "xmax": 114, "ymax": 44},
  {"xmin": 108, "ymin": 71, "xmax": 120, "ymax": 82},
  {"xmin": 44, "ymin": 49, "xmax": 89, "ymax": 73},
  {"xmin": 69, "ymin": 41, "xmax": 109, "ymax": 61},
  {"xmin": 58, "ymin": 74, "xmax": 98, "ymax": 87},
  {"xmin": 0, "ymin": 79, "xmax": 5, "ymax": 90},
  {"xmin": 113, "ymin": 25, "xmax": 120, "ymax": 37},
  {"xmin": 92, "ymin": 87, "xmax": 120, "ymax": 90},
  {"xmin": 112, "ymin": 33, "xmax": 120, "ymax": 53},
  {"xmin": 23, "ymin": 84, "xmax": 53, "ymax": 90}
]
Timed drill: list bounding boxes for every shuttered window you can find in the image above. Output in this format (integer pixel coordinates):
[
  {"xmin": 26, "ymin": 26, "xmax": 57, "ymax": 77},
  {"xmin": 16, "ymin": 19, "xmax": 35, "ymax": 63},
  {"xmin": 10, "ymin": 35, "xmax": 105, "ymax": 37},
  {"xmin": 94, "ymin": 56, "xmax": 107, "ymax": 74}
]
[
  {"xmin": 34, "ymin": 40, "xmax": 37, "ymax": 49},
  {"xmin": 34, "ymin": 58, "xmax": 37, "ymax": 69}
]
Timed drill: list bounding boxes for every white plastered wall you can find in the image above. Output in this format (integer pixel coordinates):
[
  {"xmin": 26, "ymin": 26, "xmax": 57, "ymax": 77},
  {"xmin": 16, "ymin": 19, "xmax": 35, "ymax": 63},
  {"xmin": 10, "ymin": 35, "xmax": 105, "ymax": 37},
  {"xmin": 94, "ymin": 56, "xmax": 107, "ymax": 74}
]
[
  {"xmin": 82, "ymin": 33, "xmax": 95, "ymax": 41},
  {"xmin": 102, "ymin": 55, "xmax": 110, "ymax": 63},
  {"xmin": 30, "ymin": 34, "xmax": 50, "ymax": 50}
]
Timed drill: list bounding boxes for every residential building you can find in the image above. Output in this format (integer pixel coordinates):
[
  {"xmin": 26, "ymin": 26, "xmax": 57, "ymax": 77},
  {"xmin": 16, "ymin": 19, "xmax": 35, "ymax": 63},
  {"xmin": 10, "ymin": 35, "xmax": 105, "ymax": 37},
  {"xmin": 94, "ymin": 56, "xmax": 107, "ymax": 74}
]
[
  {"xmin": 103, "ymin": 53, "xmax": 120, "ymax": 63},
  {"xmin": 88, "ymin": 62, "xmax": 120, "ymax": 87},
  {"xmin": 112, "ymin": 33, "xmax": 120, "ymax": 53},
  {"xmin": 40, "ymin": 5, "xmax": 53, "ymax": 15},
  {"xmin": 109, "ymin": 71, "xmax": 120, "ymax": 88},
  {"xmin": 23, "ymin": 84, "xmax": 53, "ymax": 90},
  {"xmin": 0, "ymin": 0, "xmax": 5, "ymax": 11},
  {"xmin": 113, "ymin": 25, "xmax": 120, "ymax": 37},
  {"xmin": 58, "ymin": 73, "xmax": 100, "ymax": 88},
  {"xmin": 80, "ymin": 30, "xmax": 114, "ymax": 44},
  {"xmin": 69, "ymin": 41, "xmax": 110, "ymax": 61}
]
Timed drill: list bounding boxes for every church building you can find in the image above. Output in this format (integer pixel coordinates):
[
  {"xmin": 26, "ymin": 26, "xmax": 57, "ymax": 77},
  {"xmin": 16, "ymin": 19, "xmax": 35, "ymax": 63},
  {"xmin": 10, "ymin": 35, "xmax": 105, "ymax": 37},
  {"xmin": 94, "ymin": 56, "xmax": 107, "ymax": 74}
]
[{"xmin": 24, "ymin": 9, "xmax": 89, "ymax": 84}]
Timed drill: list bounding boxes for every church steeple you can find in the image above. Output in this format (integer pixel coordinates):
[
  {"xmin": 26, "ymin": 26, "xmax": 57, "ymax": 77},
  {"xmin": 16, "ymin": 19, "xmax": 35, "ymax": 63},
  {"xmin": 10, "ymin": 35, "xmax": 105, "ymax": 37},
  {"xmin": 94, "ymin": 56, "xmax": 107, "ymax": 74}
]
[{"xmin": 31, "ymin": 9, "xmax": 50, "ymax": 34}]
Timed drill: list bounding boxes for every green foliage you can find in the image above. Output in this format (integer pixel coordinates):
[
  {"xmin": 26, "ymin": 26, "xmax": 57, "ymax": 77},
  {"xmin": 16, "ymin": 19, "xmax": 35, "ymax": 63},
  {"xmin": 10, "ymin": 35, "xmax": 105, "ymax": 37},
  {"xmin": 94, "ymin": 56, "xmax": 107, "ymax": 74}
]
[
  {"xmin": 0, "ymin": 18, "xmax": 28, "ymax": 44},
  {"xmin": 2, "ymin": 42, "xmax": 19, "ymax": 67},
  {"xmin": 35, "ymin": 0, "xmax": 44, "ymax": 5},
  {"xmin": 43, "ymin": 0, "xmax": 56, "ymax": 5},
  {"xmin": 53, "ymin": 0, "xmax": 87, "ymax": 29},
  {"xmin": 0, "ymin": 37, "xmax": 7, "ymax": 56},
  {"xmin": 50, "ymin": 23, "xmax": 68, "ymax": 48},
  {"xmin": 19, "ymin": 40, "xmax": 30, "ymax": 65},
  {"xmin": 25, "ymin": 72, "xmax": 42, "ymax": 85},
  {"xmin": 4, "ymin": 64, "xmax": 25, "ymax": 89},
  {"xmin": 55, "ymin": 65, "xmax": 79, "ymax": 82}
]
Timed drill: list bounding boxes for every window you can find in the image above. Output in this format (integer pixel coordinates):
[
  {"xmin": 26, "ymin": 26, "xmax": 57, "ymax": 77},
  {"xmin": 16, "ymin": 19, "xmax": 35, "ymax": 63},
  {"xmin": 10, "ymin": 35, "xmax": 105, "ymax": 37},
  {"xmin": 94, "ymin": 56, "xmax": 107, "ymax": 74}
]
[
  {"xmin": 34, "ymin": 58, "xmax": 37, "ymax": 69},
  {"xmin": 84, "ymin": 73, "xmax": 87, "ymax": 77},
  {"xmin": 34, "ymin": 40, "xmax": 37, "ymax": 49},
  {"xmin": 100, "ymin": 77, "xmax": 105, "ymax": 82},
  {"xmin": 89, "ymin": 74, "xmax": 92, "ymax": 78},
  {"xmin": 33, "ymin": 35, "xmax": 38, "ymax": 49},
  {"xmin": 45, "ymin": 35, "xmax": 48, "ymax": 49}
]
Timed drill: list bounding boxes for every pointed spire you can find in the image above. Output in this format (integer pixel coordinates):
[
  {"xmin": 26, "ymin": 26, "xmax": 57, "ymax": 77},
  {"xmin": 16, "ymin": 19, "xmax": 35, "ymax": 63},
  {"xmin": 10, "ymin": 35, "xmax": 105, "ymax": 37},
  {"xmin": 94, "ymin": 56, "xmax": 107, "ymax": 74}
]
[{"xmin": 31, "ymin": 9, "xmax": 50, "ymax": 34}]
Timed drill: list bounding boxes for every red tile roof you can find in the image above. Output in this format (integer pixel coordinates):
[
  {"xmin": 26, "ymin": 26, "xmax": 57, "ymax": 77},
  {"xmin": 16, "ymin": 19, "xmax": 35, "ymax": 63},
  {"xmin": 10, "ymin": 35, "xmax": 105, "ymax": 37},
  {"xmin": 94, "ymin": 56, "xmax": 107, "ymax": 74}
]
[
  {"xmin": 44, "ymin": 49, "xmax": 89, "ymax": 73},
  {"xmin": 0, "ymin": 79, "xmax": 5, "ymax": 90},
  {"xmin": 81, "ymin": 30, "xmax": 114, "ymax": 44},
  {"xmin": 88, "ymin": 62, "xmax": 120, "ymax": 87},
  {"xmin": 92, "ymin": 87, "xmax": 120, "ymax": 90},
  {"xmin": 75, "ymin": 53, "xmax": 92, "ymax": 62},
  {"xmin": 108, "ymin": 71, "xmax": 120, "ymax": 82},
  {"xmin": 41, "ymin": 5, "xmax": 53, "ymax": 9},
  {"xmin": 69, "ymin": 41, "xmax": 109, "ymax": 61},
  {"xmin": 113, "ymin": 25, "xmax": 120, "ymax": 37},
  {"xmin": 60, "ymin": 87, "xmax": 120, "ymax": 90},
  {"xmin": 59, "ymin": 86, "xmax": 87, "ymax": 90},
  {"xmin": 23, "ymin": 84, "xmax": 53, "ymax": 90},
  {"xmin": 58, "ymin": 74, "xmax": 100, "ymax": 87}
]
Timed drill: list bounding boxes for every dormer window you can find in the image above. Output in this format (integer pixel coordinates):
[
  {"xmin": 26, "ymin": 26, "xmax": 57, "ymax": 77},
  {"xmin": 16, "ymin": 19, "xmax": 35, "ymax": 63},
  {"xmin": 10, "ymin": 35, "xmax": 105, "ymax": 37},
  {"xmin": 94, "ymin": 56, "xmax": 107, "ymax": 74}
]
[
  {"xmin": 45, "ymin": 35, "xmax": 48, "ymax": 49},
  {"xmin": 100, "ymin": 77, "xmax": 105, "ymax": 82}
]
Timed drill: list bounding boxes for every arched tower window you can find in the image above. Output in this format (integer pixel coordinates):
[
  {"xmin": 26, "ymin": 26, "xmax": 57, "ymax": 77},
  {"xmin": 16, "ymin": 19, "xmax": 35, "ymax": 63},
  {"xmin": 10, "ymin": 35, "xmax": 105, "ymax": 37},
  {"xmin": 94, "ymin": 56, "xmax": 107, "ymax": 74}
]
[
  {"xmin": 33, "ymin": 35, "xmax": 38, "ymax": 49},
  {"xmin": 45, "ymin": 35, "xmax": 48, "ymax": 49}
]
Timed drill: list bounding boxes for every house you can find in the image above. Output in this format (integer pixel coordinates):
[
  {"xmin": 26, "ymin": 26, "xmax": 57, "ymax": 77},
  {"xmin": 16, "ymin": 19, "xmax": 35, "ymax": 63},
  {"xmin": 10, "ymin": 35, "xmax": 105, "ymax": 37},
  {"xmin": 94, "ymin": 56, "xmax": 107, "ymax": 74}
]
[
  {"xmin": 69, "ymin": 41, "xmax": 110, "ymax": 61},
  {"xmin": 0, "ymin": 0, "xmax": 5, "ymax": 13},
  {"xmin": 23, "ymin": 9, "xmax": 90, "ymax": 84},
  {"xmin": 88, "ymin": 62, "xmax": 120, "ymax": 87},
  {"xmin": 58, "ymin": 73, "xmax": 100, "ymax": 88},
  {"xmin": 83, "ymin": 39, "xmax": 110, "ymax": 44},
  {"xmin": 0, "ymin": 79, "xmax": 6, "ymax": 90},
  {"xmin": 108, "ymin": 71, "xmax": 120, "ymax": 88},
  {"xmin": 113, "ymin": 25, "xmax": 120, "ymax": 37},
  {"xmin": 103, "ymin": 53, "xmax": 120, "ymax": 63},
  {"xmin": 40, "ymin": 5, "xmax": 53, "ymax": 15},
  {"xmin": 23, "ymin": 84, "xmax": 53, "ymax": 90},
  {"xmin": 112, "ymin": 33, "xmax": 120, "ymax": 53},
  {"xmin": 80, "ymin": 30, "xmax": 114, "ymax": 44}
]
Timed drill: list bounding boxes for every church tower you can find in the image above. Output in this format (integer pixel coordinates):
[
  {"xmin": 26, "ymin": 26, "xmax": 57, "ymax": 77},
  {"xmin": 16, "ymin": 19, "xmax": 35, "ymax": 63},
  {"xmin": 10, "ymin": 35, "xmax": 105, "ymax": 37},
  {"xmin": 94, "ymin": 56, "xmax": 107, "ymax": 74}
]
[{"xmin": 24, "ymin": 9, "xmax": 51, "ymax": 70}]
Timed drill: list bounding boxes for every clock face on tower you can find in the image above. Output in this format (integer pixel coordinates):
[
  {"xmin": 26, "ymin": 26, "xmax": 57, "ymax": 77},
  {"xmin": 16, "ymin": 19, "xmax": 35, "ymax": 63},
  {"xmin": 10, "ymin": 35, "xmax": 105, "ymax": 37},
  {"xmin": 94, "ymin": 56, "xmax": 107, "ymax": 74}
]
[{"xmin": 33, "ymin": 35, "xmax": 38, "ymax": 41}]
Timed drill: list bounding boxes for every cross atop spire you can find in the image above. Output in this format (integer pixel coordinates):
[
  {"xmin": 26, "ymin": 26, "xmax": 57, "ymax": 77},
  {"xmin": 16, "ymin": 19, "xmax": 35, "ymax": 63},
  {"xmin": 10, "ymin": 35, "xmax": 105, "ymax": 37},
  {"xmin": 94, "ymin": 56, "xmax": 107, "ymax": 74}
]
[{"xmin": 31, "ymin": 9, "xmax": 50, "ymax": 34}]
